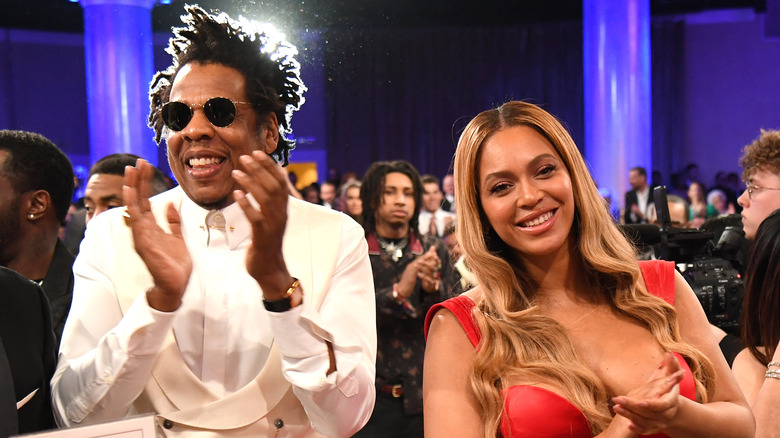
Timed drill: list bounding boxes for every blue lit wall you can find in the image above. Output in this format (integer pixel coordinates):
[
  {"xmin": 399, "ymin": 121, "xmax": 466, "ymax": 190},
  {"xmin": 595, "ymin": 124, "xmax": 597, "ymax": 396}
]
[
  {"xmin": 583, "ymin": 0, "xmax": 652, "ymax": 210},
  {"xmin": 1, "ymin": 12, "xmax": 778, "ymax": 193},
  {"xmin": 81, "ymin": 0, "xmax": 158, "ymax": 167}
]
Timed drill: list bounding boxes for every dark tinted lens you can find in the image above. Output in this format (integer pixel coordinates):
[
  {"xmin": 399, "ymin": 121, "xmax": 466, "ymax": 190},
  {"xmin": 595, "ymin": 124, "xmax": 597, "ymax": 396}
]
[
  {"xmin": 204, "ymin": 97, "xmax": 237, "ymax": 127},
  {"xmin": 161, "ymin": 102, "xmax": 192, "ymax": 131}
]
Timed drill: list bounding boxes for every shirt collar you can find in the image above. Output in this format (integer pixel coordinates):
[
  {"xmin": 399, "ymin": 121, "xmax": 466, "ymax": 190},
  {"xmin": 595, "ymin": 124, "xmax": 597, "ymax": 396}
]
[{"xmin": 181, "ymin": 195, "xmax": 252, "ymax": 249}]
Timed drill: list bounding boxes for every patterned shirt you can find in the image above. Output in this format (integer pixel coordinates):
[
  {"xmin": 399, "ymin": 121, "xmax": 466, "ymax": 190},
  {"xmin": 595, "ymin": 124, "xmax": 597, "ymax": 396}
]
[{"xmin": 367, "ymin": 231, "xmax": 455, "ymax": 414}]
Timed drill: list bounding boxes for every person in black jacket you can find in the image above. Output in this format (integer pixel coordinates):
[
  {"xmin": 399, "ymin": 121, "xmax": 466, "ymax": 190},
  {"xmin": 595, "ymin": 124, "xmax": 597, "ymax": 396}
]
[
  {"xmin": 0, "ymin": 130, "xmax": 75, "ymax": 349},
  {"xmin": 623, "ymin": 166, "xmax": 653, "ymax": 224},
  {"xmin": 0, "ymin": 266, "xmax": 57, "ymax": 437}
]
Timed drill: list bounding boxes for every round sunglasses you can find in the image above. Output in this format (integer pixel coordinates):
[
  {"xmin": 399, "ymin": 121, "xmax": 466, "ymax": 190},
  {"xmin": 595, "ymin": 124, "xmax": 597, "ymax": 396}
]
[{"xmin": 161, "ymin": 97, "xmax": 254, "ymax": 131}]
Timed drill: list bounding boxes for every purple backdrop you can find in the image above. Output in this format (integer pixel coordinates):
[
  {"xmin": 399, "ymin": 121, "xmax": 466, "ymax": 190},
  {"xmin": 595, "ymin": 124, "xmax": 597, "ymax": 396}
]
[{"xmin": 1, "ymin": 13, "xmax": 779, "ymax": 191}]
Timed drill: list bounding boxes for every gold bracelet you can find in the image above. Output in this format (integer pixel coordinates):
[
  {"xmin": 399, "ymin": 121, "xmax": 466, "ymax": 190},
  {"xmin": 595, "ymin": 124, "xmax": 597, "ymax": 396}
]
[{"xmin": 263, "ymin": 278, "xmax": 301, "ymax": 312}]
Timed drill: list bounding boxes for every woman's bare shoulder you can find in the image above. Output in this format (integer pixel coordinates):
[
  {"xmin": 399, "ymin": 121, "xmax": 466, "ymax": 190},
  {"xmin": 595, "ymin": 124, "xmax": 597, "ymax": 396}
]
[{"xmin": 462, "ymin": 286, "xmax": 483, "ymax": 302}]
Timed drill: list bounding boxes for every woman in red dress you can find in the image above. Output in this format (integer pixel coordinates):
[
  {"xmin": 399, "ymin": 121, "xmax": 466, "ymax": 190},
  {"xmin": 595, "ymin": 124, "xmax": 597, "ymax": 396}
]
[{"xmin": 423, "ymin": 102, "xmax": 753, "ymax": 438}]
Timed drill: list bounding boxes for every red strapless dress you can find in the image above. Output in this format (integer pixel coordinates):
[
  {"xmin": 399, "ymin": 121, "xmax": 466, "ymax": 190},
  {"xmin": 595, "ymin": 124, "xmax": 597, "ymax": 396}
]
[{"xmin": 424, "ymin": 260, "xmax": 696, "ymax": 438}]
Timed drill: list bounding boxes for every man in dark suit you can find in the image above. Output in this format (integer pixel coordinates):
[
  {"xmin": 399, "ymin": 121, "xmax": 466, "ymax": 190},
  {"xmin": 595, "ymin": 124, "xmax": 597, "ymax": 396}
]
[
  {"xmin": 0, "ymin": 130, "xmax": 76, "ymax": 349},
  {"xmin": 440, "ymin": 174, "xmax": 455, "ymax": 212},
  {"xmin": 624, "ymin": 166, "xmax": 653, "ymax": 224},
  {"xmin": 0, "ymin": 266, "xmax": 57, "ymax": 436}
]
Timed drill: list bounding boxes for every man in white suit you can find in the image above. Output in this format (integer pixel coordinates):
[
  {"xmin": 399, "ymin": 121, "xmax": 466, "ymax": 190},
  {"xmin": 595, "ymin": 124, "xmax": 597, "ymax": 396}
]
[{"xmin": 52, "ymin": 6, "xmax": 376, "ymax": 437}]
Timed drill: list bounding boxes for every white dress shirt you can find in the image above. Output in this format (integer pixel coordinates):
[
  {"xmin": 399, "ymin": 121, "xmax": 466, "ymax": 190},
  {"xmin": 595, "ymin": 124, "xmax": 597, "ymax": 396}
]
[
  {"xmin": 418, "ymin": 208, "xmax": 456, "ymax": 237},
  {"xmin": 52, "ymin": 188, "xmax": 376, "ymax": 437}
]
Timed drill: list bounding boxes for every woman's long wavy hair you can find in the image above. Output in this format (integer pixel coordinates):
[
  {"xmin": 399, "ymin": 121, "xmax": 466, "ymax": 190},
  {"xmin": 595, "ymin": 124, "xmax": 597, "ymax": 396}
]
[
  {"xmin": 453, "ymin": 101, "xmax": 715, "ymax": 437},
  {"xmin": 741, "ymin": 208, "xmax": 780, "ymax": 365}
]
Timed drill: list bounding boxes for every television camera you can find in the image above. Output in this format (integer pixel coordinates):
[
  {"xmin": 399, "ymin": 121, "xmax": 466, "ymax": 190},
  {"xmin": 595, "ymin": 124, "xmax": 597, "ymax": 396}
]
[{"xmin": 621, "ymin": 186, "xmax": 745, "ymax": 334}]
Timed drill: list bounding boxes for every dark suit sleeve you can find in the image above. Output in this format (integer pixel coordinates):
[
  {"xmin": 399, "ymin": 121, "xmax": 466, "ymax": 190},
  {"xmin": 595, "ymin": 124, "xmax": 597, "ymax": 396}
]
[
  {"xmin": 0, "ymin": 267, "xmax": 57, "ymax": 434},
  {"xmin": 624, "ymin": 191, "xmax": 635, "ymax": 224}
]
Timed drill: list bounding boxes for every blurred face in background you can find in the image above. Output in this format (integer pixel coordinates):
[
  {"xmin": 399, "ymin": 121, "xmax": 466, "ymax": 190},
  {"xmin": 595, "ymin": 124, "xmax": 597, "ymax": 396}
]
[
  {"xmin": 688, "ymin": 182, "xmax": 705, "ymax": 203},
  {"xmin": 667, "ymin": 201, "xmax": 690, "ymax": 228},
  {"xmin": 422, "ymin": 182, "xmax": 443, "ymax": 213},
  {"xmin": 442, "ymin": 175, "xmax": 454, "ymax": 196},
  {"xmin": 345, "ymin": 185, "xmax": 362, "ymax": 217},
  {"xmin": 629, "ymin": 169, "xmax": 646, "ymax": 191},
  {"xmin": 302, "ymin": 186, "xmax": 320, "ymax": 204},
  {"xmin": 320, "ymin": 182, "xmax": 336, "ymax": 205},
  {"xmin": 710, "ymin": 193, "xmax": 727, "ymax": 213}
]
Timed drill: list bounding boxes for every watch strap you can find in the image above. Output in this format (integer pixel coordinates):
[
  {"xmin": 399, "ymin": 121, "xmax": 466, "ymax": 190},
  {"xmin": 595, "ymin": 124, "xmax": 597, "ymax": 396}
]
[{"xmin": 263, "ymin": 278, "xmax": 301, "ymax": 312}]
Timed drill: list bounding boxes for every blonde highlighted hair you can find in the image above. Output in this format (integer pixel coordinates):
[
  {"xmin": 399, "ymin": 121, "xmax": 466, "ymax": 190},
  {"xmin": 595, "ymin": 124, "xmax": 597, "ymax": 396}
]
[{"xmin": 453, "ymin": 101, "xmax": 714, "ymax": 436}]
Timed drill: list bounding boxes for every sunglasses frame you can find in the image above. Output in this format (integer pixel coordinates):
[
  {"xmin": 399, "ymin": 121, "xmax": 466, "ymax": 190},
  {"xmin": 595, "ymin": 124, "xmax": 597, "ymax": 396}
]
[{"xmin": 161, "ymin": 97, "xmax": 255, "ymax": 132}]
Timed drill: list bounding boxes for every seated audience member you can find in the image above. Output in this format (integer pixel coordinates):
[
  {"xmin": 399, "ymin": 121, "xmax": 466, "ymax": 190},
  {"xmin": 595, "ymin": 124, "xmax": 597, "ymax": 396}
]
[
  {"xmin": 51, "ymin": 6, "xmax": 376, "ymax": 436},
  {"xmin": 320, "ymin": 181, "xmax": 336, "ymax": 209},
  {"xmin": 341, "ymin": 180, "xmax": 363, "ymax": 224},
  {"xmin": 0, "ymin": 130, "xmax": 75, "ymax": 349},
  {"xmin": 441, "ymin": 223, "xmax": 462, "ymax": 266},
  {"xmin": 441, "ymin": 224, "xmax": 476, "ymax": 296},
  {"xmin": 725, "ymin": 130, "xmax": 780, "ymax": 437},
  {"xmin": 735, "ymin": 209, "xmax": 780, "ymax": 435},
  {"xmin": 441, "ymin": 174, "xmax": 455, "ymax": 212},
  {"xmin": 707, "ymin": 189, "xmax": 735, "ymax": 216},
  {"xmin": 423, "ymin": 101, "xmax": 753, "ymax": 438},
  {"xmin": 0, "ymin": 266, "xmax": 57, "ymax": 436},
  {"xmin": 302, "ymin": 183, "xmax": 322, "ymax": 205},
  {"xmin": 688, "ymin": 181, "xmax": 716, "ymax": 229},
  {"xmin": 647, "ymin": 194, "xmax": 691, "ymax": 228},
  {"xmin": 84, "ymin": 153, "xmax": 169, "ymax": 224},
  {"xmin": 624, "ymin": 166, "xmax": 653, "ymax": 224},
  {"xmin": 712, "ymin": 171, "xmax": 740, "ymax": 214},
  {"xmin": 737, "ymin": 129, "xmax": 780, "ymax": 241},
  {"xmin": 418, "ymin": 174, "xmax": 456, "ymax": 237}
]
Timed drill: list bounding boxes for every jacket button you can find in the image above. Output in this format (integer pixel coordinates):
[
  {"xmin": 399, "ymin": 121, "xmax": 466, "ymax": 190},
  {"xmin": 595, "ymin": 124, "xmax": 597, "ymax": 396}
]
[
  {"xmin": 163, "ymin": 419, "xmax": 173, "ymax": 429},
  {"xmin": 274, "ymin": 419, "xmax": 284, "ymax": 429}
]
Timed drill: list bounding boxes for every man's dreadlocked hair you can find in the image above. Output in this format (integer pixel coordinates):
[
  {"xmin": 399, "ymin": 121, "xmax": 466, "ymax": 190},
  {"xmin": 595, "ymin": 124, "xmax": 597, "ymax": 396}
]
[{"xmin": 148, "ymin": 5, "xmax": 306, "ymax": 165}]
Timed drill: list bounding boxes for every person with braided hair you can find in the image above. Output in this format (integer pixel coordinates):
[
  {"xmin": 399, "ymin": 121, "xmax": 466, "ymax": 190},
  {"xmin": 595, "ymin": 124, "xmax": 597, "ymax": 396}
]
[{"xmin": 52, "ymin": 5, "xmax": 376, "ymax": 436}]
